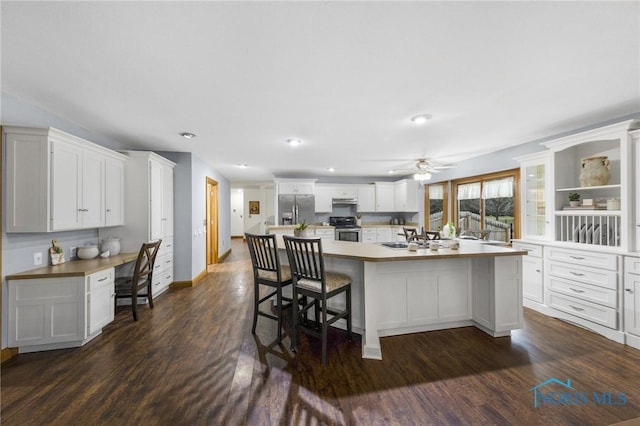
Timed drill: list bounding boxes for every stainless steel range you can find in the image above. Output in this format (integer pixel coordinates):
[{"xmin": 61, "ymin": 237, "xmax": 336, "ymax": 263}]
[{"xmin": 330, "ymin": 216, "xmax": 361, "ymax": 242}]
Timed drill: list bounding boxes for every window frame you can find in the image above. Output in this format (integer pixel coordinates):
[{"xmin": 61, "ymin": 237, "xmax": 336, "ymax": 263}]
[
  {"xmin": 423, "ymin": 182, "xmax": 449, "ymax": 231},
  {"xmin": 451, "ymin": 168, "xmax": 521, "ymax": 240}
]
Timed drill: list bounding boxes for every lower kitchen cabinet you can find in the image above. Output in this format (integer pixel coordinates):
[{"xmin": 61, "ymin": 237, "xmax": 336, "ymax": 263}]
[
  {"xmin": 315, "ymin": 228, "xmax": 335, "ymax": 241},
  {"xmin": 8, "ymin": 268, "xmax": 115, "ymax": 353},
  {"xmin": 624, "ymin": 256, "xmax": 640, "ymax": 349},
  {"xmin": 512, "ymin": 242, "xmax": 544, "ymax": 304},
  {"xmin": 362, "ymin": 228, "xmax": 377, "ymax": 243}
]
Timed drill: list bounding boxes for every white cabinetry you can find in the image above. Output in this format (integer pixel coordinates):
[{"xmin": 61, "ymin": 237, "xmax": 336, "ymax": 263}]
[
  {"xmin": 8, "ymin": 268, "xmax": 115, "ymax": 353},
  {"xmin": 472, "ymin": 256, "xmax": 523, "ymax": 336},
  {"xmin": 314, "ymin": 185, "xmax": 334, "ymax": 213},
  {"xmin": 515, "ymin": 152, "xmax": 552, "ymax": 240},
  {"xmin": 373, "ymin": 259, "xmax": 471, "ymax": 333},
  {"xmin": 357, "ymin": 185, "xmax": 376, "ymax": 212},
  {"xmin": 87, "ymin": 269, "xmax": 116, "ymax": 335},
  {"xmin": 277, "ymin": 180, "xmax": 315, "ymax": 195},
  {"xmin": 624, "ymin": 256, "xmax": 640, "ymax": 349},
  {"xmin": 375, "ymin": 182, "xmax": 395, "ymax": 212},
  {"xmin": 99, "ymin": 151, "xmax": 175, "ymax": 296},
  {"xmin": 4, "ymin": 126, "xmax": 126, "ymax": 232},
  {"xmin": 394, "ymin": 179, "xmax": 419, "ymax": 212},
  {"xmin": 375, "ymin": 227, "xmax": 392, "ymax": 242},
  {"xmin": 632, "ymin": 130, "xmax": 640, "ymax": 251},
  {"xmin": 541, "ymin": 120, "xmax": 636, "ymax": 251},
  {"xmin": 105, "ymin": 157, "xmax": 125, "ymax": 227},
  {"xmin": 315, "ymin": 228, "xmax": 335, "ymax": 241},
  {"xmin": 544, "ymin": 246, "xmax": 621, "ymax": 340},
  {"xmin": 512, "ymin": 242, "xmax": 544, "ymax": 305},
  {"xmin": 362, "ymin": 228, "xmax": 377, "ymax": 243},
  {"xmin": 314, "ymin": 184, "xmax": 357, "ymax": 212}
]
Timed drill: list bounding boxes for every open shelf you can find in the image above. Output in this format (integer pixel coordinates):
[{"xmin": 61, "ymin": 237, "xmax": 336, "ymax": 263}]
[{"xmin": 556, "ymin": 184, "xmax": 621, "ymax": 192}]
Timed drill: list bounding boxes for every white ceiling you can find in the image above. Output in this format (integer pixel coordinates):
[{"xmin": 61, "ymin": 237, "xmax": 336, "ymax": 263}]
[{"xmin": 2, "ymin": 1, "xmax": 639, "ymax": 184}]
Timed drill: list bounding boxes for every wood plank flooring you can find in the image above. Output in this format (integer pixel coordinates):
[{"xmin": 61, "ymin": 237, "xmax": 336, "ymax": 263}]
[{"xmin": 2, "ymin": 239, "xmax": 640, "ymax": 425}]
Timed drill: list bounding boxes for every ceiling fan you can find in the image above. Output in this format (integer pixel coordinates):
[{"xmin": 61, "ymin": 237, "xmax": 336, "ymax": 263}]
[{"xmin": 388, "ymin": 158, "xmax": 456, "ymax": 182}]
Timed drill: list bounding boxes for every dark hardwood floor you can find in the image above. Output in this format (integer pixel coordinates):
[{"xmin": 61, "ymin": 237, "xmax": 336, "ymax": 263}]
[{"xmin": 2, "ymin": 239, "xmax": 640, "ymax": 425}]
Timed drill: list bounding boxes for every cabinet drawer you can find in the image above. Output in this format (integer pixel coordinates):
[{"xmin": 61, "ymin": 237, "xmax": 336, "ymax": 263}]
[
  {"xmin": 158, "ymin": 237, "xmax": 173, "ymax": 257},
  {"xmin": 625, "ymin": 256, "xmax": 640, "ymax": 275},
  {"xmin": 545, "ymin": 260, "xmax": 617, "ymax": 290},
  {"xmin": 547, "ymin": 292, "xmax": 617, "ymax": 329},
  {"xmin": 362, "ymin": 228, "xmax": 377, "ymax": 235},
  {"xmin": 88, "ymin": 268, "xmax": 115, "ymax": 290},
  {"xmin": 512, "ymin": 242, "xmax": 543, "ymax": 258},
  {"xmin": 544, "ymin": 247, "xmax": 618, "ymax": 271},
  {"xmin": 547, "ymin": 276, "xmax": 617, "ymax": 308}
]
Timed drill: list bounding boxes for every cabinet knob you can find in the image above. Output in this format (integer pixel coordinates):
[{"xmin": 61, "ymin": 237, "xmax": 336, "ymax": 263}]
[
  {"xmin": 535, "ymin": 269, "xmax": 541, "ymax": 273},
  {"xmin": 626, "ymin": 288, "xmax": 633, "ymax": 293},
  {"xmin": 106, "ymin": 209, "xmax": 111, "ymax": 212}
]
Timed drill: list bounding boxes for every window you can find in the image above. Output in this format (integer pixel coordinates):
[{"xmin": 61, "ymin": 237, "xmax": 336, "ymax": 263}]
[
  {"xmin": 452, "ymin": 169, "xmax": 520, "ymax": 242},
  {"xmin": 424, "ymin": 183, "xmax": 448, "ymax": 231}
]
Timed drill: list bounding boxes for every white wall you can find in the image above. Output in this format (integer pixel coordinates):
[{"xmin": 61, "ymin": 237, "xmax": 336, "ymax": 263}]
[{"xmin": 230, "ymin": 189, "xmax": 244, "ymax": 236}]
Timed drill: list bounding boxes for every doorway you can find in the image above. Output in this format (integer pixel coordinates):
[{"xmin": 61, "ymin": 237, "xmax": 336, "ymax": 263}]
[{"xmin": 206, "ymin": 177, "xmax": 219, "ymax": 265}]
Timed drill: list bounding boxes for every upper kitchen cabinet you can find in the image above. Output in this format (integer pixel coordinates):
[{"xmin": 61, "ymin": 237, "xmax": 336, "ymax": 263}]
[
  {"xmin": 277, "ymin": 179, "xmax": 316, "ymax": 195},
  {"xmin": 103, "ymin": 151, "xmax": 176, "ymax": 253},
  {"xmin": 356, "ymin": 185, "xmax": 376, "ymax": 212},
  {"xmin": 515, "ymin": 151, "xmax": 552, "ymax": 241},
  {"xmin": 393, "ymin": 179, "xmax": 419, "ymax": 212},
  {"xmin": 374, "ymin": 182, "xmax": 395, "ymax": 212},
  {"xmin": 540, "ymin": 119, "xmax": 638, "ymax": 251},
  {"xmin": 315, "ymin": 184, "xmax": 358, "ymax": 212},
  {"xmin": 4, "ymin": 126, "xmax": 126, "ymax": 232},
  {"xmin": 633, "ymin": 130, "xmax": 640, "ymax": 252}
]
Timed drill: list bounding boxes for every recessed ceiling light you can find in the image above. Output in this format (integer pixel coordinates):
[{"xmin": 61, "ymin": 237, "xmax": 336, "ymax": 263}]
[
  {"xmin": 410, "ymin": 114, "xmax": 433, "ymax": 125},
  {"xmin": 328, "ymin": 167, "xmax": 335, "ymax": 172},
  {"xmin": 388, "ymin": 170, "xmax": 395, "ymax": 174},
  {"xmin": 286, "ymin": 138, "xmax": 303, "ymax": 146},
  {"xmin": 180, "ymin": 132, "xmax": 196, "ymax": 139},
  {"xmin": 236, "ymin": 164, "xmax": 248, "ymax": 168}
]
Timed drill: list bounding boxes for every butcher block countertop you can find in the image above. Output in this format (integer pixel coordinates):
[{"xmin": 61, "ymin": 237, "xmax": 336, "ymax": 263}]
[
  {"xmin": 6, "ymin": 252, "xmax": 139, "ymax": 280},
  {"xmin": 277, "ymin": 237, "xmax": 526, "ymax": 262}
]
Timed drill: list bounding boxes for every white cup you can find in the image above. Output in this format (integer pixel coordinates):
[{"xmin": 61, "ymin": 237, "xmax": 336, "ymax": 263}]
[
  {"xmin": 430, "ymin": 241, "xmax": 440, "ymax": 251},
  {"xmin": 408, "ymin": 242, "xmax": 419, "ymax": 252},
  {"xmin": 449, "ymin": 241, "xmax": 460, "ymax": 250}
]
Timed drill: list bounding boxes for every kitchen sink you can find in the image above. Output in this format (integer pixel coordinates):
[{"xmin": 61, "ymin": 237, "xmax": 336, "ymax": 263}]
[{"xmin": 380, "ymin": 242, "xmax": 409, "ymax": 249}]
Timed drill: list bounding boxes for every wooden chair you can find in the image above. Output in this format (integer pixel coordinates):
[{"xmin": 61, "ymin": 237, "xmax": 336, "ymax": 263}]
[
  {"xmin": 424, "ymin": 230, "xmax": 441, "ymax": 240},
  {"xmin": 402, "ymin": 227, "xmax": 421, "ymax": 243},
  {"xmin": 245, "ymin": 233, "xmax": 293, "ymax": 343},
  {"xmin": 115, "ymin": 240, "xmax": 162, "ymax": 321},
  {"xmin": 283, "ymin": 235, "xmax": 352, "ymax": 367}
]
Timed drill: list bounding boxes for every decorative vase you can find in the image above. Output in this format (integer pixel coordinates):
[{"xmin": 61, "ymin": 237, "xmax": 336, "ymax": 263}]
[
  {"xmin": 569, "ymin": 201, "xmax": 580, "ymax": 207},
  {"xmin": 442, "ymin": 223, "xmax": 456, "ymax": 239},
  {"xmin": 579, "ymin": 156, "xmax": 610, "ymax": 187},
  {"xmin": 294, "ymin": 229, "xmax": 309, "ymax": 237},
  {"xmin": 101, "ymin": 238, "xmax": 121, "ymax": 256},
  {"xmin": 50, "ymin": 252, "xmax": 65, "ymax": 265}
]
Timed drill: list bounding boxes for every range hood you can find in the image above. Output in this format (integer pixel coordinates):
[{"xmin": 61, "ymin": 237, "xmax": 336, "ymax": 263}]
[{"xmin": 332, "ymin": 198, "xmax": 358, "ymax": 205}]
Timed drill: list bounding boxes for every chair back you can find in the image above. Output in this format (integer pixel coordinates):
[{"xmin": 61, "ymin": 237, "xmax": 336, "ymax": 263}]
[
  {"xmin": 245, "ymin": 233, "xmax": 283, "ymax": 281},
  {"xmin": 424, "ymin": 230, "xmax": 441, "ymax": 240},
  {"xmin": 403, "ymin": 227, "xmax": 420, "ymax": 242},
  {"xmin": 132, "ymin": 240, "xmax": 162, "ymax": 292},
  {"xmin": 283, "ymin": 236, "xmax": 326, "ymax": 293}
]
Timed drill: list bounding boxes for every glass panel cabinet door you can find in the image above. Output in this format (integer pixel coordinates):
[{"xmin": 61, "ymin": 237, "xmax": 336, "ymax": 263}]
[
  {"xmin": 517, "ymin": 152, "xmax": 551, "ymax": 241},
  {"xmin": 525, "ymin": 163, "xmax": 547, "ymax": 237}
]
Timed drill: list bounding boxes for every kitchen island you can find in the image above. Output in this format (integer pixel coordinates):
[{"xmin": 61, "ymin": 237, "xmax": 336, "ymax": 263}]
[{"xmin": 277, "ymin": 237, "xmax": 526, "ymax": 360}]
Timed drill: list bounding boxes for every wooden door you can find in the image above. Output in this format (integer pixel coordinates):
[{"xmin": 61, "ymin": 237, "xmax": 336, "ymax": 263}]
[{"xmin": 206, "ymin": 177, "xmax": 219, "ymax": 265}]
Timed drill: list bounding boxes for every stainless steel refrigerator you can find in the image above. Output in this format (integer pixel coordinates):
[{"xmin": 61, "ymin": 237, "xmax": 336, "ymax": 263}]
[{"xmin": 278, "ymin": 194, "xmax": 315, "ymax": 225}]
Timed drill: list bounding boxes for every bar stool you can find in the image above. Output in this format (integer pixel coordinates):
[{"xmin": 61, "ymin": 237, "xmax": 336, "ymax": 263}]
[
  {"xmin": 245, "ymin": 233, "xmax": 293, "ymax": 343},
  {"xmin": 283, "ymin": 235, "xmax": 352, "ymax": 367}
]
